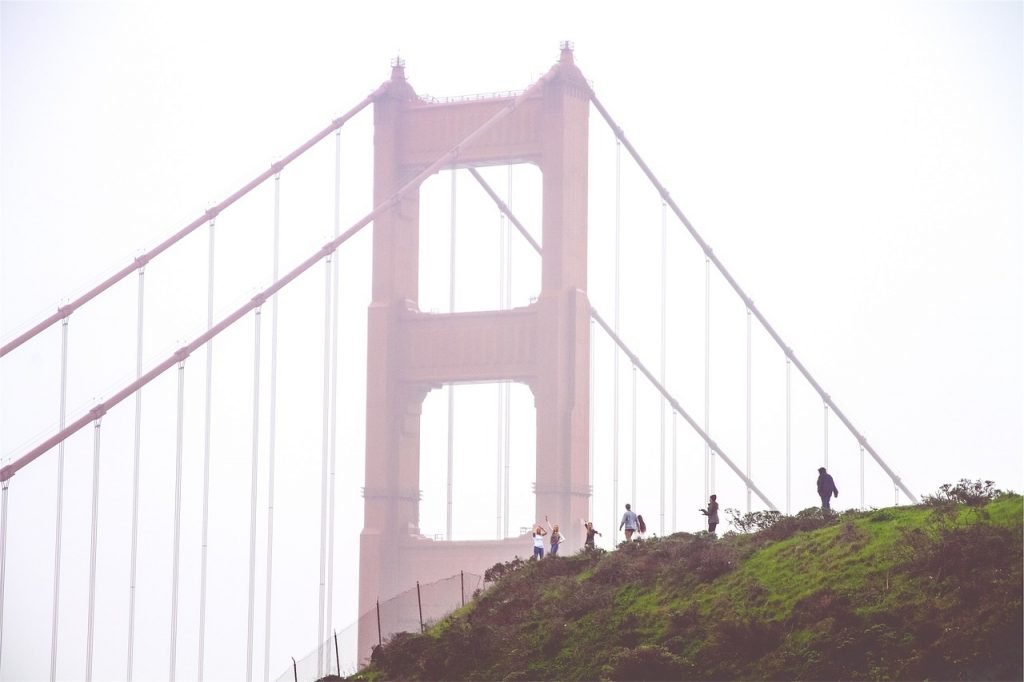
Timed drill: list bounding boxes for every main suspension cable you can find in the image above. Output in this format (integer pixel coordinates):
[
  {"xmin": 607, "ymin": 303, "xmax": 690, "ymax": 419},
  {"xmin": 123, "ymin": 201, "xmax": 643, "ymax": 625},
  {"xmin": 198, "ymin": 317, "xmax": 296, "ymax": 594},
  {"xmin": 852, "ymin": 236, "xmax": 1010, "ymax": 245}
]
[
  {"xmin": 2, "ymin": 66, "xmax": 559, "ymax": 484},
  {"xmin": 465, "ymin": 170, "xmax": 779, "ymax": 511},
  {"xmin": 586, "ymin": 87, "xmax": 918, "ymax": 504},
  {"xmin": 467, "ymin": 166, "xmax": 780, "ymax": 513},
  {"xmin": 0, "ymin": 89, "xmax": 384, "ymax": 360},
  {"xmin": 591, "ymin": 310, "xmax": 778, "ymax": 510}
]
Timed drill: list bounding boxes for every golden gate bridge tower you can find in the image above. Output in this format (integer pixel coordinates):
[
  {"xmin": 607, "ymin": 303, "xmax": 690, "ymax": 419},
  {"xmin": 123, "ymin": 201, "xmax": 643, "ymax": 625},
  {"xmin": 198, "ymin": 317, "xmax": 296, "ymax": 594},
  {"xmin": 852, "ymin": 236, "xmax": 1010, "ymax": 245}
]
[{"xmin": 359, "ymin": 44, "xmax": 591, "ymax": 658}]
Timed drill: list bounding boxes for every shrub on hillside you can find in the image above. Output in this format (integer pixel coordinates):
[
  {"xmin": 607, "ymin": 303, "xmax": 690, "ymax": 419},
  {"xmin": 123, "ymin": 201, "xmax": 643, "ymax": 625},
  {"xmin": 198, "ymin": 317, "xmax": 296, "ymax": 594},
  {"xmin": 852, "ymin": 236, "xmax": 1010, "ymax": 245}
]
[
  {"xmin": 669, "ymin": 534, "xmax": 739, "ymax": 583},
  {"xmin": 904, "ymin": 521, "xmax": 1020, "ymax": 592},
  {"xmin": 922, "ymin": 479, "xmax": 1007, "ymax": 507},
  {"xmin": 725, "ymin": 508, "xmax": 784, "ymax": 533},
  {"xmin": 726, "ymin": 506, "xmax": 842, "ymax": 544},
  {"xmin": 485, "ymin": 556, "xmax": 526, "ymax": 583},
  {"xmin": 602, "ymin": 644, "xmax": 694, "ymax": 681}
]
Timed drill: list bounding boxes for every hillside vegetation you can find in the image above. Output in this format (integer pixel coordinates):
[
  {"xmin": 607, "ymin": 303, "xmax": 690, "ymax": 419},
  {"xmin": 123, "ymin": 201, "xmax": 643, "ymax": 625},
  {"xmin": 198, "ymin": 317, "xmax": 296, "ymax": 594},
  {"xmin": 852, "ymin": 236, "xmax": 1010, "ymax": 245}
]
[{"xmin": 350, "ymin": 482, "xmax": 1022, "ymax": 681}]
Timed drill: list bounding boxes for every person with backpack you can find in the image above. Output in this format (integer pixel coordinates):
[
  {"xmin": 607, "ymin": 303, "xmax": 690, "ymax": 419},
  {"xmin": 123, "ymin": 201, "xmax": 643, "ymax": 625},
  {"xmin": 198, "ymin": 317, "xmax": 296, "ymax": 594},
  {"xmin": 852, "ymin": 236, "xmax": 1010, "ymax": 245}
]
[
  {"xmin": 699, "ymin": 494, "xmax": 719, "ymax": 535},
  {"xmin": 817, "ymin": 467, "xmax": 839, "ymax": 511},
  {"xmin": 619, "ymin": 503, "xmax": 639, "ymax": 541}
]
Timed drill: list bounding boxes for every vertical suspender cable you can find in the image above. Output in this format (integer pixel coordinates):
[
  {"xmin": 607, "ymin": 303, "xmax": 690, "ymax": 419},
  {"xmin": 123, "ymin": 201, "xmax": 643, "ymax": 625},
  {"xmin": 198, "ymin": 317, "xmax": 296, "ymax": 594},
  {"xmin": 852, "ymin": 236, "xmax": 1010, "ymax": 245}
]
[
  {"xmin": 612, "ymin": 140, "xmax": 621, "ymax": 535},
  {"xmin": 170, "ymin": 360, "xmax": 186, "ymax": 681},
  {"xmin": 671, "ymin": 412, "xmax": 677, "ymax": 532},
  {"xmin": 496, "ymin": 180, "xmax": 507, "ymax": 539},
  {"xmin": 317, "ymin": 247, "xmax": 332, "ymax": 677},
  {"xmin": 786, "ymin": 358, "xmax": 792, "ymax": 514},
  {"xmin": 198, "ymin": 217, "xmax": 215, "ymax": 681},
  {"xmin": 704, "ymin": 257, "xmax": 711, "ymax": 500},
  {"xmin": 263, "ymin": 173, "xmax": 281, "ymax": 682},
  {"xmin": 247, "ymin": 308, "xmax": 263, "ymax": 681},
  {"xmin": 446, "ymin": 168, "xmax": 457, "ymax": 541},
  {"xmin": 0, "ymin": 475, "xmax": 8, "ymax": 665},
  {"xmin": 128, "ymin": 265, "xmax": 146, "ymax": 681},
  {"xmin": 588, "ymin": 317, "xmax": 595, "ymax": 523},
  {"xmin": 860, "ymin": 446, "xmax": 865, "ymax": 509},
  {"xmin": 324, "ymin": 132, "xmax": 341, "ymax": 680},
  {"xmin": 84, "ymin": 417, "xmax": 102, "ymax": 681},
  {"xmin": 502, "ymin": 164, "xmax": 512, "ymax": 538},
  {"xmin": 659, "ymin": 201, "xmax": 667, "ymax": 535},
  {"xmin": 631, "ymin": 365, "xmax": 637, "ymax": 508},
  {"xmin": 824, "ymin": 403, "xmax": 829, "ymax": 469},
  {"xmin": 50, "ymin": 316, "xmax": 69, "ymax": 682},
  {"xmin": 746, "ymin": 309, "xmax": 752, "ymax": 513}
]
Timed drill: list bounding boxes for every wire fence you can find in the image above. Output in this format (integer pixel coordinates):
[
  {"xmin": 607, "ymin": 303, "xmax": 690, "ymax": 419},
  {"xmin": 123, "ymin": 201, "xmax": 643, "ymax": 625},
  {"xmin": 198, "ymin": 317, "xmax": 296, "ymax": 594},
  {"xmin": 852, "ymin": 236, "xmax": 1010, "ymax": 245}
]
[{"xmin": 276, "ymin": 571, "xmax": 486, "ymax": 681}]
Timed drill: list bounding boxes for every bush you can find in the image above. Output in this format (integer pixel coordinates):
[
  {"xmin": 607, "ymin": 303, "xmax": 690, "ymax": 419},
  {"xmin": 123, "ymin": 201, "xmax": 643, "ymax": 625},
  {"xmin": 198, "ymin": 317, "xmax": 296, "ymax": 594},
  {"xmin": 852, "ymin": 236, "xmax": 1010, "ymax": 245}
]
[
  {"xmin": 725, "ymin": 508, "xmax": 784, "ymax": 533},
  {"xmin": 922, "ymin": 479, "xmax": 1007, "ymax": 507},
  {"xmin": 904, "ymin": 522, "xmax": 1019, "ymax": 593},
  {"xmin": 602, "ymin": 644, "xmax": 693, "ymax": 681},
  {"xmin": 485, "ymin": 556, "xmax": 526, "ymax": 583}
]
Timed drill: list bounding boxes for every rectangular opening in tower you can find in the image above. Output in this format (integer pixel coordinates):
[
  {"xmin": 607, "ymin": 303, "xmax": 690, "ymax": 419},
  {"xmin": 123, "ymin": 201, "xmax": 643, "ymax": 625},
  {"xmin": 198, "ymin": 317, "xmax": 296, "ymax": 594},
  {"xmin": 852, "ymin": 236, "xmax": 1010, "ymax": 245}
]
[
  {"xmin": 418, "ymin": 164, "xmax": 541, "ymax": 315},
  {"xmin": 418, "ymin": 381, "xmax": 537, "ymax": 542}
]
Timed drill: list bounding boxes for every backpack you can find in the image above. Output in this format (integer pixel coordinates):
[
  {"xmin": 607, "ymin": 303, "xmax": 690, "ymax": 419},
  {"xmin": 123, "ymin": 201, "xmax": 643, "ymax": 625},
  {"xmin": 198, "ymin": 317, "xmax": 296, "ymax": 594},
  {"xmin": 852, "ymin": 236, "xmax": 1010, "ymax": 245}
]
[{"xmin": 636, "ymin": 514, "xmax": 646, "ymax": 533}]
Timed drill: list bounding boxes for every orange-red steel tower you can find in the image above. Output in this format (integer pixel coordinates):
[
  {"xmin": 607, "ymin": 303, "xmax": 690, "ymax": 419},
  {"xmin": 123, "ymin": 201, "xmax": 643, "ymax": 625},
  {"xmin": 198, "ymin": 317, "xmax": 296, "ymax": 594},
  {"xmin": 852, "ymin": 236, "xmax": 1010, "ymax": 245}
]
[{"xmin": 359, "ymin": 46, "xmax": 590, "ymax": 660}]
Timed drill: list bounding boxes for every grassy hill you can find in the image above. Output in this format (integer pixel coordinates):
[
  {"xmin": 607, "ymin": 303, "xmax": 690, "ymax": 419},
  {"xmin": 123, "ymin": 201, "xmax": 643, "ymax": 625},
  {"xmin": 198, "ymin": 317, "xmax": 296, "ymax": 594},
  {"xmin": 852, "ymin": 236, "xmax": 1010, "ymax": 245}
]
[{"xmin": 349, "ymin": 483, "xmax": 1022, "ymax": 681}]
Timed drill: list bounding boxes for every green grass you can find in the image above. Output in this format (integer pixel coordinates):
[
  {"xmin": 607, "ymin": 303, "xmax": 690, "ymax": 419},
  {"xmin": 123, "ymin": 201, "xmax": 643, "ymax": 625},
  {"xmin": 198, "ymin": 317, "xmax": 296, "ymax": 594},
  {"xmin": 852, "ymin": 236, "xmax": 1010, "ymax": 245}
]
[{"xmin": 349, "ymin": 493, "xmax": 1022, "ymax": 681}]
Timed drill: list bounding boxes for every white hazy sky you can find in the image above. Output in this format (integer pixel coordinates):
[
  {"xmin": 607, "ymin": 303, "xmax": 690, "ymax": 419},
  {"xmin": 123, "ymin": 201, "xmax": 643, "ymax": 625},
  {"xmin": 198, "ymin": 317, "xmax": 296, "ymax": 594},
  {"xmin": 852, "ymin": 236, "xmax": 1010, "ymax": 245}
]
[{"xmin": 2, "ymin": 1, "xmax": 1021, "ymax": 680}]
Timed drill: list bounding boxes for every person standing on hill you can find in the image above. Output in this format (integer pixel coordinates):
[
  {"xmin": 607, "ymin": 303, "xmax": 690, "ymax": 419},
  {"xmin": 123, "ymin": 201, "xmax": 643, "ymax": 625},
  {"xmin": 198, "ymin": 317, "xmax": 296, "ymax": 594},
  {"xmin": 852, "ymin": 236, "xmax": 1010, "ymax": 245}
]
[
  {"xmin": 582, "ymin": 520, "xmax": 602, "ymax": 549},
  {"xmin": 699, "ymin": 494, "xmax": 720, "ymax": 535},
  {"xmin": 619, "ymin": 503, "xmax": 639, "ymax": 541},
  {"xmin": 817, "ymin": 467, "xmax": 839, "ymax": 511},
  {"xmin": 531, "ymin": 524, "xmax": 548, "ymax": 559},
  {"xmin": 545, "ymin": 516, "xmax": 563, "ymax": 556}
]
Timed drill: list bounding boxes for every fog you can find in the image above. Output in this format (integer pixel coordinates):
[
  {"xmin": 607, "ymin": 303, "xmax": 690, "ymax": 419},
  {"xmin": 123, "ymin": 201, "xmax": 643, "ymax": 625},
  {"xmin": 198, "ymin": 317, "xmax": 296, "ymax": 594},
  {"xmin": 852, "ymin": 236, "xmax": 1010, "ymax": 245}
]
[{"xmin": 1, "ymin": 2, "xmax": 1020, "ymax": 680}]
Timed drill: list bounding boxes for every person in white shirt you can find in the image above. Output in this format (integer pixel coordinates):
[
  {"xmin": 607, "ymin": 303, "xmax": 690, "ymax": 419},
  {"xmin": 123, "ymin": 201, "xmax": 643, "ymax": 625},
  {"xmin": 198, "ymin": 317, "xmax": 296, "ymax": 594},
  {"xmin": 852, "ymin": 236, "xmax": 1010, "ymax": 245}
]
[{"xmin": 531, "ymin": 524, "xmax": 548, "ymax": 559}]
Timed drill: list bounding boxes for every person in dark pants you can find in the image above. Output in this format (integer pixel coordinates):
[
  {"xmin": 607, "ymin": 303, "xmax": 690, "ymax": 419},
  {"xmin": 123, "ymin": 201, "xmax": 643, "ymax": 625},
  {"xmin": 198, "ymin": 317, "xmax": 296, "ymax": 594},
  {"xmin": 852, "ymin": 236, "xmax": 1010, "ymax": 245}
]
[
  {"xmin": 582, "ymin": 520, "xmax": 602, "ymax": 549},
  {"xmin": 817, "ymin": 467, "xmax": 839, "ymax": 511},
  {"xmin": 699, "ymin": 494, "xmax": 719, "ymax": 535}
]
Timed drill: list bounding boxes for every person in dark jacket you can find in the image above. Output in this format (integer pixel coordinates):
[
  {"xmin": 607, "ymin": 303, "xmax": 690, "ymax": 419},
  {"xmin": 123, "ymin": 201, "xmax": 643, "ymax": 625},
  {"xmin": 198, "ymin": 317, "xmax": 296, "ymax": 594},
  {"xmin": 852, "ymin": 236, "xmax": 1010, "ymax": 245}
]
[
  {"xmin": 699, "ymin": 494, "xmax": 720, "ymax": 535},
  {"xmin": 817, "ymin": 467, "xmax": 839, "ymax": 511},
  {"xmin": 582, "ymin": 520, "xmax": 602, "ymax": 549}
]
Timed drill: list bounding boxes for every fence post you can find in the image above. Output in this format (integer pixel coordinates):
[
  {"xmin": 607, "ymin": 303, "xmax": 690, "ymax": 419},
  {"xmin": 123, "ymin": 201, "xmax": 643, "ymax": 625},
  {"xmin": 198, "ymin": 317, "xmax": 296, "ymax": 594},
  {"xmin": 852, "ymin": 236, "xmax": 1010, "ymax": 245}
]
[
  {"xmin": 461, "ymin": 570, "xmax": 465, "ymax": 607},
  {"xmin": 334, "ymin": 629, "xmax": 340, "ymax": 676},
  {"xmin": 376, "ymin": 598, "xmax": 382, "ymax": 647},
  {"xmin": 291, "ymin": 656, "xmax": 297, "ymax": 682},
  {"xmin": 416, "ymin": 581, "xmax": 424, "ymax": 633}
]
